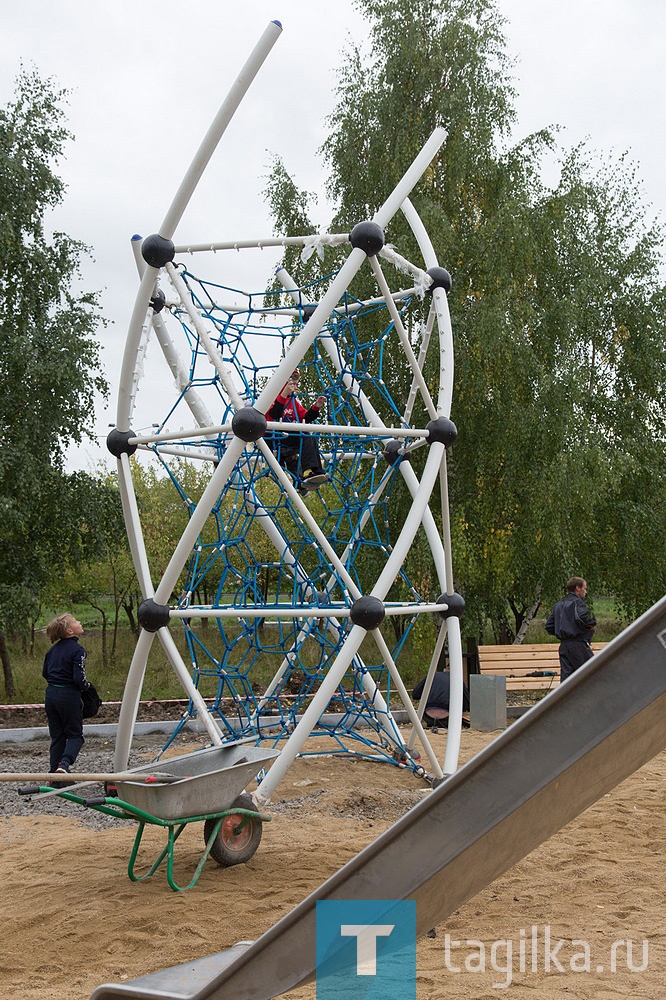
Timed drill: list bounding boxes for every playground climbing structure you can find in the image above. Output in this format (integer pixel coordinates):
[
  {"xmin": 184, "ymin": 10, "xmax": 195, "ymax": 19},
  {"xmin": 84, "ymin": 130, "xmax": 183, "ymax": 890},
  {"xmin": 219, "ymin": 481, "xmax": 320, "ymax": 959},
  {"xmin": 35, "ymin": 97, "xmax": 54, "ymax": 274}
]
[{"xmin": 108, "ymin": 20, "xmax": 466, "ymax": 799}]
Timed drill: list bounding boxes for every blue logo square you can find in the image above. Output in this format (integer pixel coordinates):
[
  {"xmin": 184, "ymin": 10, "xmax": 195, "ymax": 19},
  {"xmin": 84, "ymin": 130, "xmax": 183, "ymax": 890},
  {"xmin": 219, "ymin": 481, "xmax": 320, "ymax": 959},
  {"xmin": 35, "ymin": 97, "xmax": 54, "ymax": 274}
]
[{"xmin": 316, "ymin": 900, "xmax": 416, "ymax": 1000}]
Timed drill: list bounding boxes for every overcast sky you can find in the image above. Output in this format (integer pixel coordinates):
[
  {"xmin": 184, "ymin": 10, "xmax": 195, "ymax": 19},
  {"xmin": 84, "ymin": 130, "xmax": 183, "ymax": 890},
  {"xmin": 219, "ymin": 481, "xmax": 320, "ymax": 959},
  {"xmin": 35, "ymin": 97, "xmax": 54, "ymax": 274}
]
[{"xmin": 2, "ymin": 0, "xmax": 664, "ymax": 472}]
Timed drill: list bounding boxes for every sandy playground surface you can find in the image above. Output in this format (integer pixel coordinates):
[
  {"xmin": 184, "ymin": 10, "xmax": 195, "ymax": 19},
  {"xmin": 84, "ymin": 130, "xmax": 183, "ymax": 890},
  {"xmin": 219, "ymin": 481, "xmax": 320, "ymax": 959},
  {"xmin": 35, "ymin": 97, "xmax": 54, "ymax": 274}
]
[{"xmin": 0, "ymin": 726, "xmax": 664, "ymax": 1000}]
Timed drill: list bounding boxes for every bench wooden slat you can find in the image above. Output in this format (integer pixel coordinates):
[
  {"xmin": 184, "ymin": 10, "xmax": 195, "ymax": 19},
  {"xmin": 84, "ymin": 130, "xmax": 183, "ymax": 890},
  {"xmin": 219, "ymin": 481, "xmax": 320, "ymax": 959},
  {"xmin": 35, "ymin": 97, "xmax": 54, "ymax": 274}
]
[{"xmin": 477, "ymin": 642, "xmax": 608, "ymax": 692}]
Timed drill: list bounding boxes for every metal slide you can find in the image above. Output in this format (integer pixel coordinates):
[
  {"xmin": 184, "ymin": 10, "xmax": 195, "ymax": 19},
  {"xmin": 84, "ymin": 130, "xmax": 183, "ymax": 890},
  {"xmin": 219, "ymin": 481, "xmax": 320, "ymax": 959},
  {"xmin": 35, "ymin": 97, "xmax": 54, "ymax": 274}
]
[{"xmin": 90, "ymin": 594, "xmax": 666, "ymax": 1000}]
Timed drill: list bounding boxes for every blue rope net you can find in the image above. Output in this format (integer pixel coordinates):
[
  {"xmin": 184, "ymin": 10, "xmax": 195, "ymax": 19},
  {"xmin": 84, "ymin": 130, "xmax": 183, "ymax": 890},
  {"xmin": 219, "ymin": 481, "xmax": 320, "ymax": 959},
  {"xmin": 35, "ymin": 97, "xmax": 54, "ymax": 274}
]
[{"xmin": 150, "ymin": 264, "xmax": 430, "ymax": 767}]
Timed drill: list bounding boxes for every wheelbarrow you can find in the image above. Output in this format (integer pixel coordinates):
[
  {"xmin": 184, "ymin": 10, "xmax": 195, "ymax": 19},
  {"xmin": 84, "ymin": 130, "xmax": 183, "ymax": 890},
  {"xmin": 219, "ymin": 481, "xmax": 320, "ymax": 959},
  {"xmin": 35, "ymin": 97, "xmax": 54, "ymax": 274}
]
[{"xmin": 15, "ymin": 744, "xmax": 279, "ymax": 892}]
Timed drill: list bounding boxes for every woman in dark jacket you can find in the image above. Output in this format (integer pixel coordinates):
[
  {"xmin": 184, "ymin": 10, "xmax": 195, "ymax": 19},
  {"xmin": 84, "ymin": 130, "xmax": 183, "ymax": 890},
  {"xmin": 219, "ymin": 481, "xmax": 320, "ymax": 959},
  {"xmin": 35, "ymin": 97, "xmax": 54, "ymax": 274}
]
[{"xmin": 42, "ymin": 613, "xmax": 90, "ymax": 775}]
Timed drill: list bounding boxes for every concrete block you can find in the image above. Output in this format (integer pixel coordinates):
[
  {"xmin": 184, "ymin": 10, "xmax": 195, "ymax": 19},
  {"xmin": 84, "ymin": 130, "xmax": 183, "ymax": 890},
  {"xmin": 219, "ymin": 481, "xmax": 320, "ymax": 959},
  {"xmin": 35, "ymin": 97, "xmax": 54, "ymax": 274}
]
[{"xmin": 470, "ymin": 674, "xmax": 507, "ymax": 732}]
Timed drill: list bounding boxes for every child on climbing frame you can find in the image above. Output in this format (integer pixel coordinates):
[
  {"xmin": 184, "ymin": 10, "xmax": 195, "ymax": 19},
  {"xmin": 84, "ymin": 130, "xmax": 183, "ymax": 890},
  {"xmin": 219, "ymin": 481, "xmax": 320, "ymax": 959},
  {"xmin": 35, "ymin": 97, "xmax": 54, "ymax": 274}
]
[{"xmin": 267, "ymin": 369, "xmax": 329, "ymax": 491}]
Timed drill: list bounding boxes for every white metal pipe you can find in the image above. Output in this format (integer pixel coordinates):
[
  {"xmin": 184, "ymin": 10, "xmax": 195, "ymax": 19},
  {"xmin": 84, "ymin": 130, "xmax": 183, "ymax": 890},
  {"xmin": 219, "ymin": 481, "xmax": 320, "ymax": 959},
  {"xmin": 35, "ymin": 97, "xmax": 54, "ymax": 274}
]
[
  {"xmin": 401, "ymin": 196, "xmax": 463, "ymax": 774},
  {"xmin": 128, "ymin": 421, "xmax": 430, "ymax": 448},
  {"xmin": 369, "ymin": 255, "xmax": 438, "ymax": 420},
  {"xmin": 153, "ymin": 436, "xmax": 246, "ymax": 604},
  {"xmin": 373, "ymin": 128, "xmax": 447, "ymax": 230},
  {"xmin": 401, "ymin": 197, "xmax": 454, "ymax": 417},
  {"xmin": 407, "ymin": 621, "xmax": 448, "ymax": 748},
  {"xmin": 442, "ymin": 615, "xmax": 464, "ymax": 776},
  {"xmin": 116, "ymin": 453, "xmax": 154, "ymax": 598},
  {"xmin": 159, "ymin": 20, "xmax": 283, "ymax": 240},
  {"xmin": 136, "ymin": 444, "xmax": 220, "ymax": 463},
  {"xmin": 168, "ymin": 602, "xmax": 450, "ymax": 620},
  {"xmin": 401, "ymin": 197, "xmax": 438, "ymax": 270},
  {"xmin": 371, "ymin": 628, "xmax": 443, "ymax": 778},
  {"xmin": 156, "ymin": 627, "xmax": 223, "ymax": 746},
  {"xmin": 254, "ymin": 133, "xmax": 444, "ymax": 420},
  {"xmin": 404, "ymin": 302, "xmax": 436, "ymax": 425},
  {"xmin": 114, "ymin": 628, "xmax": 155, "ymax": 770},
  {"xmin": 255, "ymin": 624, "xmax": 369, "ymax": 803},
  {"xmin": 399, "ymin": 461, "xmax": 448, "ymax": 593},
  {"xmin": 174, "ymin": 234, "xmax": 348, "ymax": 253},
  {"xmin": 370, "ymin": 443, "xmax": 445, "ymax": 601},
  {"xmin": 116, "ymin": 265, "xmax": 160, "ymax": 430},
  {"xmin": 254, "ymin": 246, "xmax": 369, "ymax": 415},
  {"xmin": 165, "ymin": 262, "xmax": 245, "ymax": 409},
  {"xmin": 439, "ymin": 457, "xmax": 456, "ymax": 599},
  {"xmin": 275, "ymin": 265, "xmax": 452, "ymax": 745},
  {"xmin": 131, "ymin": 236, "xmax": 215, "ymax": 431},
  {"xmin": 274, "ymin": 266, "xmax": 419, "ymax": 314}
]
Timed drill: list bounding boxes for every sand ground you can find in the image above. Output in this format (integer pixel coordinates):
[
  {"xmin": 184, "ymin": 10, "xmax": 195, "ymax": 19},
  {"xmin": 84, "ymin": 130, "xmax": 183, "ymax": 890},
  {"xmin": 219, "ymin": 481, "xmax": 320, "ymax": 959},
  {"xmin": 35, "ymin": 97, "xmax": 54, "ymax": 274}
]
[{"xmin": 0, "ymin": 727, "xmax": 664, "ymax": 1000}]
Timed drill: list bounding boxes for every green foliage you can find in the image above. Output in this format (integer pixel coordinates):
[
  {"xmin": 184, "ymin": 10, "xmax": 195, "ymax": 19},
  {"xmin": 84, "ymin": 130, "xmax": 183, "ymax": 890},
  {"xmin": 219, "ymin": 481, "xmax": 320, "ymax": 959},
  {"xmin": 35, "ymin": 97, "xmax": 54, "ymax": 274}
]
[
  {"xmin": 0, "ymin": 69, "xmax": 108, "ymax": 653},
  {"xmin": 263, "ymin": 0, "xmax": 666, "ymax": 641}
]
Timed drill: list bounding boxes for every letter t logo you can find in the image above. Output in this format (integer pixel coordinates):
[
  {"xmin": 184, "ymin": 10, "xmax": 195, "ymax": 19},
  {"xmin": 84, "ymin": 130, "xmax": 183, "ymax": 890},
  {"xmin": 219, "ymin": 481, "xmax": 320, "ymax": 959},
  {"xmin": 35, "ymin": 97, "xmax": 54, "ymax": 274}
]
[
  {"xmin": 316, "ymin": 900, "xmax": 415, "ymax": 1000},
  {"xmin": 340, "ymin": 924, "xmax": 395, "ymax": 975}
]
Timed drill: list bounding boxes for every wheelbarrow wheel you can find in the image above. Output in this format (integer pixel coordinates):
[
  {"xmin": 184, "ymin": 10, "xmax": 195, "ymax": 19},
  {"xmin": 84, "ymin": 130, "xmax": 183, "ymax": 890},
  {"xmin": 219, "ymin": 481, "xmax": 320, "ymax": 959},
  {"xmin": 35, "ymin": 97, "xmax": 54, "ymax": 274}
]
[{"xmin": 204, "ymin": 794, "xmax": 263, "ymax": 866}]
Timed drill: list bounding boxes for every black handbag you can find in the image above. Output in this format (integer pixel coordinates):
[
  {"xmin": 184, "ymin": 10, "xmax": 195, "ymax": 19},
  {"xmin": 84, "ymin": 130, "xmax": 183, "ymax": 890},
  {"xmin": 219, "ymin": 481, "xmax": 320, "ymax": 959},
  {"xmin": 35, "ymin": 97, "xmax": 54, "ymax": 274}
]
[{"xmin": 81, "ymin": 683, "xmax": 102, "ymax": 719}]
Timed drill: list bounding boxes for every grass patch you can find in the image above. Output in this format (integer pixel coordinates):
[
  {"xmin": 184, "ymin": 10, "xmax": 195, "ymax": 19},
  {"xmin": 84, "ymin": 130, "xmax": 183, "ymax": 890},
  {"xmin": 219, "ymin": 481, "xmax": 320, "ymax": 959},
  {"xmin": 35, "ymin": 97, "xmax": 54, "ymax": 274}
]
[{"xmin": 3, "ymin": 621, "xmax": 428, "ymax": 706}]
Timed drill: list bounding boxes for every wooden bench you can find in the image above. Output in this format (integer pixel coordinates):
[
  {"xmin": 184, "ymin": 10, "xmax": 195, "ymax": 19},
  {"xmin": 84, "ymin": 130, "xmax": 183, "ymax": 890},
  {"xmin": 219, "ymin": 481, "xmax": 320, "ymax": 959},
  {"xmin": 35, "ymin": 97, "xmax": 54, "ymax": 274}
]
[{"xmin": 477, "ymin": 642, "xmax": 608, "ymax": 691}]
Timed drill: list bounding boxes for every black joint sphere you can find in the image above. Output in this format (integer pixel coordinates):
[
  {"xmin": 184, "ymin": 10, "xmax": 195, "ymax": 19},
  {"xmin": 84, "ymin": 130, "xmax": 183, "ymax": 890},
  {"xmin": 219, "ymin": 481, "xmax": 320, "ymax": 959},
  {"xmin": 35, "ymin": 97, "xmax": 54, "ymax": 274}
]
[
  {"xmin": 141, "ymin": 234, "xmax": 175, "ymax": 269},
  {"xmin": 349, "ymin": 221, "xmax": 385, "ymax": 257},
  {"xmin": 150, "ymin": 289, "xmax": 166, "ymax": 313},
  {"xmin": 426, "ymin": 266, "xmax": 452, "ymax": 294},
  {"xmin": 106, "ymin": 428, "xmax": 137, "ymax": 457},
  {"xmin": 138, "ymin": 599, "xmax": 171, "ymax": 633},
  {"xmin": 382, "ymin": 439, "xmax": 411, "ymax": 465},
  {"xmin": 301, "ymin": 302, "xmax": 317, "ymax": 321},
  {"xmin": 232, "ymin": 406, "xmax": 267, "ymax": 442},
  {"xmin": 426, "ymin": 417, "xmax": 458, "ymax": 446},
  {"xmin": 350, "ymin": 595, "xmax": 385, "ymax": 630},
  {"xmin": 436, "ymin": 592, "xmax": 466, "ymax": 619}
]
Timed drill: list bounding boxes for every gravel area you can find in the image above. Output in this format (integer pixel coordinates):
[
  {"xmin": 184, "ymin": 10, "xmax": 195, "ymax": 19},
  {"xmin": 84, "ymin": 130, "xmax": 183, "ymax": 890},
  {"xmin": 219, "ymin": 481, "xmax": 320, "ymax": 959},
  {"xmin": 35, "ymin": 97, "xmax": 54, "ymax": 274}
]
[{"xmin": 0, "ymin": 733, "xmax": 189, "ymax": 830}]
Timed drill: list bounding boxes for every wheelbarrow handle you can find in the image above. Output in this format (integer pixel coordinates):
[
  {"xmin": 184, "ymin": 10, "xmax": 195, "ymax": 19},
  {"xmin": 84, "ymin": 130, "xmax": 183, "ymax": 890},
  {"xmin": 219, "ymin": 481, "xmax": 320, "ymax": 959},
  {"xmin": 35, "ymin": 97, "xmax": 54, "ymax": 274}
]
[{"xmin": 1, "ymin": 771, "xmax": 182, "ymax": 784}]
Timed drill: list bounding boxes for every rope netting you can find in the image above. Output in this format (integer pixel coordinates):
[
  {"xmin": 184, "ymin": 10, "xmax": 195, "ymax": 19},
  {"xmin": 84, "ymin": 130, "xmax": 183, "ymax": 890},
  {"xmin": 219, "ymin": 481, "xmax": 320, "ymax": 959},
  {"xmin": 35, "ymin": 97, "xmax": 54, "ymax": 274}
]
[{"xmin": 144, "ymin": 262, "xmax": 435, "ymax": 767}]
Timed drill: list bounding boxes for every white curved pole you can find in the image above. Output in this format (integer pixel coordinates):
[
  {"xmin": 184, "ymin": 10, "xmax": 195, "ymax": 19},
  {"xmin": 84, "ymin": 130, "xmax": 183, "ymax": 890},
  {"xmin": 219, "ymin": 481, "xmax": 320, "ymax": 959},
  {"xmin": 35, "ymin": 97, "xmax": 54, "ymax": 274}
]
[
  {"xmin": 116, "ymin": 452, "xmax": 154, "ymax": 598},
  {"xmin": 368, "ymin": 255, "xmax": 438, "ymax": 420},
  {"xmin": 160, "ymin": 21, "xmax": 283, "ymax": 241},
  {"xmin": 401, "ymin": 197, "xmax": 455, "ymax": 418},
  {"xmin": 401, "ymin": 196, "xmax": 464, "ymax": 774},
  {"xmin": 116, "ymin": 20, "xmax": 282, "ymax": 433},
  {"xmin": 374, "ymin": 129, "xmax": 446, "ymax": 230}
]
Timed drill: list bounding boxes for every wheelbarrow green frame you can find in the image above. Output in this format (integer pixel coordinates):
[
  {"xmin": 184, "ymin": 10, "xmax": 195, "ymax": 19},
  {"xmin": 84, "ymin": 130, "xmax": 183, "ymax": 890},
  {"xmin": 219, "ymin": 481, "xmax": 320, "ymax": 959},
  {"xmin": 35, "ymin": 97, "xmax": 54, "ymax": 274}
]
[{"xmin": 31, "ymin": 786, "xmax": 270, "ymax": 892}]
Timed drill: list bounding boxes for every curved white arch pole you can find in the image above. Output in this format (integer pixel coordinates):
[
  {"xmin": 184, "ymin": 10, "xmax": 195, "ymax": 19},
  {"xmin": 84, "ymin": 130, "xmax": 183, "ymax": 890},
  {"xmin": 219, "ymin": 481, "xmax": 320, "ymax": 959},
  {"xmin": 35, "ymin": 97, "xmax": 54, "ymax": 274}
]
[
  {"xmin": 114, "ymin": 23, "xmax": 284, "ymax": 768},
  {"xmin": 159, "ymin": 21, "xmax": 283, "ymax": 241},
  {"xmin": 115, "ymin": 20, "xmax": 283, "ymax": 433},
  {"xmin": 401, "ymin": 197, "xmax": 454, "ymax": 417},
  {"xmin": 401, "ymin": 196, "xmax": 464, "ymax": 776}
]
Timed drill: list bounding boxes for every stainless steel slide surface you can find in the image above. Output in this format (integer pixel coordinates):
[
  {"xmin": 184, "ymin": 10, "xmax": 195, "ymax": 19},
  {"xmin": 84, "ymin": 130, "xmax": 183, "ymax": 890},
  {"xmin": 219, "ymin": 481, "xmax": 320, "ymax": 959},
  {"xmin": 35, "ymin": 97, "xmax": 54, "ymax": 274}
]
[{"xmin": 91, "ymin": 595, "xmax": 666, "ymax": 1000}]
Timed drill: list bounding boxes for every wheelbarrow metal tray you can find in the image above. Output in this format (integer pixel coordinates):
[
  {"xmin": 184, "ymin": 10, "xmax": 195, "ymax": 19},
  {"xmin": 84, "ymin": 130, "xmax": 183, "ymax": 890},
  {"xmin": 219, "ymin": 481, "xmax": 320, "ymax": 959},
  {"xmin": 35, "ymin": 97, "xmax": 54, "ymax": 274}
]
[{"xmin": 115, "ymin": 744, "xmax": 279, "ymax": 821}]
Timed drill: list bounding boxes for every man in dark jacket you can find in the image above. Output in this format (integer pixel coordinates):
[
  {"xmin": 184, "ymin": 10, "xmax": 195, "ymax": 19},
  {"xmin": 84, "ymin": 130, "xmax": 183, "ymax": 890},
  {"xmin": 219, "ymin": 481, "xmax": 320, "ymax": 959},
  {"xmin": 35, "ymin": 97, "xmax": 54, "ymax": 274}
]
[{"xmin": 545, "ymin": 577, "xmax": 597, "ymax": 681}]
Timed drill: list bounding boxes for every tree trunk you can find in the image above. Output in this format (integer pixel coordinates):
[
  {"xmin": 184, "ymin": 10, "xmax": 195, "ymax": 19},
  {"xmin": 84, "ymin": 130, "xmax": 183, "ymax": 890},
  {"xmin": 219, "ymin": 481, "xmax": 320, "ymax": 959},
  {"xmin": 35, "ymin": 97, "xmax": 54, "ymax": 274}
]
[
  {"xmin": 86, "ymin": 601, "xmax": 109, "ymax": 669},
  {"xmin": 512, "ymin": 584, "xmax": 542, "ymax": 645},
  {"xmin": 0, "ymin": 631, "xmax": 16, "ymax": 698},
  {"xmin": 123, "ymin": 595, "xmax": 139, "ymax": 637}
]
